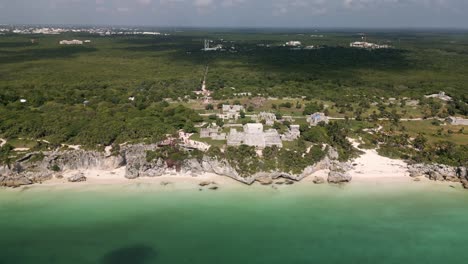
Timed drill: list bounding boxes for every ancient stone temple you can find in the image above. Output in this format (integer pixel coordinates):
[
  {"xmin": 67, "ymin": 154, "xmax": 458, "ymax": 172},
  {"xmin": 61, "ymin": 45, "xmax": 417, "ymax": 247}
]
[
  {"xmin": 227, "ymin": 123, "xmax": 282, "ymax": 149},
  {"xmin": 253, "ymin": 112, "xmax": 277, "ymax": 125},
  {"xmin": 220, "ymin": 105, "xmax": 244, "ymax": 120}
]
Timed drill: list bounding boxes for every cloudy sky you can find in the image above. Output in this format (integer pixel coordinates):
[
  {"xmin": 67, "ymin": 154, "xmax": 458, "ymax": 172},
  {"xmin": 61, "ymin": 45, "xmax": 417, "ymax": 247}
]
[{"xmin": 0, "ymin": 0, "xmax": 467, "ymax": 28}]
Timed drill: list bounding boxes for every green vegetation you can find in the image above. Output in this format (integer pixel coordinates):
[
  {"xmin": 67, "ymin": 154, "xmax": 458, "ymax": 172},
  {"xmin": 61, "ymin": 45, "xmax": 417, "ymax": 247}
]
[
  {"xmin": 0, "ymin": 30, "xmax": 467, "ymax": 168},
  {"xmin": 0, "ymin": 144, "xmax": 14, "ymax": 165},
  {"xmin": 206, "ymin": 142, "xmax": 326, "ymax": 177},
  {"xmin": 357, "ymin": 120, "xmax": 468, "ymax": 167},
  {"xmin": 0, "ymin": 102, "xmax": 202, "ymax": 148},
  {"xmin": 146, "ymin": 145, "xmax": 204, "ymax": 169},
  {"xmin": 50, "ymin": 164, "xmax": 61, "ymax": 172}
]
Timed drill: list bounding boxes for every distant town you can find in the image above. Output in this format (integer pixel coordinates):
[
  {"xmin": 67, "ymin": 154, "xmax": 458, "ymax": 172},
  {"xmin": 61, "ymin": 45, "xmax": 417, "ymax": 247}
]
[{"xmin": 0, "ymin": 25, "xmax": 168, "ymax": 36}]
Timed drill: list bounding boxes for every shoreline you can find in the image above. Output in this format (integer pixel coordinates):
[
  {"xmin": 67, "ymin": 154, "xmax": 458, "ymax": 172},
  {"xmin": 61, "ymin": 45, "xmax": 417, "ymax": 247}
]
[
  {"xmin": 5, "ymin": 166, "xmax": 460, "ymax": 194},
  {"xmin": 1, "ymin": 142, "xmax": 464, "ymax": 193}
]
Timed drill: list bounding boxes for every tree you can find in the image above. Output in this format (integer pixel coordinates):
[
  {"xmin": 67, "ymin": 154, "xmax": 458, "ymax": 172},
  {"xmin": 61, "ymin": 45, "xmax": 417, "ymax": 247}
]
[
  {"xmin": 183, "ymin": 121, "xmax": 197, "ymax": 133},
  {"xmin": 216, "ymin": 118, "xmax": 224, "ymax": 127},
  {"xmin": 303, "ymin": 102, "xmax": 322, "ymax": 115},
  {"xmin": 0, "ymin": 143, "xmax": 14, "ymax": 165},
  {"xmin": 279, "ymin": 102, "xmax": 292, "ymax": 108},
  {"xmin": 240, "ymin": 110, "xmax": 246, "ymax": 119}
]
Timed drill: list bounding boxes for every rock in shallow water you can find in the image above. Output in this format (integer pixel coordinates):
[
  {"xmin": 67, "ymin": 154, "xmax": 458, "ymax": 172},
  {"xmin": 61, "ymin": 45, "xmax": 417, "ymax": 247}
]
[
  {"xmin": 312, "ymin": 176, "xmax": 325, "ymax": 184},
  {"xmin": 328, "ymin": 171, "xmax": 352, "ymax": 183},
  {"xmin": 257, "ymin": 177, "xmax": 273, "ymax": 185},
  {"xmin": 1, "ymin": 176, "xmax": 32, "ymax": 188},
  {"xmin": 285, "ymin": 180, "xmax": 295, "ymax": 185},
  {"xmin": 461, "ymin": 180, "xmax": 468, "ymax": 189},
  {"xmin": 199, "ymin": 181, "xmax": 212, "ymax": 187},
  {"xmin": 67, "ymin": 173, "xmax": 86, "ymax": 183}
]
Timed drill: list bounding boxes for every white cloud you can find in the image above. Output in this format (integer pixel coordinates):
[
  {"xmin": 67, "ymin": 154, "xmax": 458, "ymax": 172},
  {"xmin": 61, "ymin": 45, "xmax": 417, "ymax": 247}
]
[
  {"xmin": 194, "ymin": 0, "xmax": 213, "ymax": 7},
  {"xmin": 273, "ymin": 0, "xmax": 328, "ymax": 16},
  {"xmin": 116, "ymin": 6, "xmax": 130, "ymax": 12},
  {"xmin": 343, "ymin": 0, "xmax": 452, "ymax": 9}
]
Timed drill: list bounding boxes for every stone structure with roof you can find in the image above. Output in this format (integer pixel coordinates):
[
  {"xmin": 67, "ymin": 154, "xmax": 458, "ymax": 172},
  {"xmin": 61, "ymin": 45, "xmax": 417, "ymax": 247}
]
[
  {"xmin": 227, "ymin": 123, "xmax": 282, "ymax": 149},
  {"xmin": 425, "ymin": 91, "xmax": 452, "ymax": 101},
  {"xmin": 446, "ymin": 117, "xmax": 468, "ymax": 126},
  {"xmin": 220, "ymin": 105, "xmax": 244, "ymax": 120},
  {"xmin": 307, "ymin": 112, "xmax": 329, "ymax": 126},
  {"xmin": 200, "ymin": 126, "xmax": 227, "ymax": 140},
  {"xmin": 254, "ymin": 112, "xmax": 277, "ymax": 125}
]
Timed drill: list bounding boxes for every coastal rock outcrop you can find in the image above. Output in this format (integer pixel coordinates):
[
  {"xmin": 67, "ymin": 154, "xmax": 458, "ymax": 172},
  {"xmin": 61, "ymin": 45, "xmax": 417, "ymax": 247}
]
[
  {"xmin": 327, "ymin": 162, "xmax": 352, "ymax": 183},
  {"xmin": 408, "ymin": 164, "xmax": 466, "ymax": 180},
  {"xmin": 256, "ymin": 176, "xmax": 273, "ymax": 185},
  {"xmin": 68, "ymin": 173, "xmax": 87, "ymax": 183},
  {"xmin": 408, "ymin": 163, "xmax": 468, "ymax": 188},
  {"xmin": 0, "ymin": 174, "xmax": 32, "ymax": 188},
  {"xmin": 312, "ymin": 176, "xmax": 325, "ymax": 184},
  {"xmin": 328, "ymin": 171, "xmax": 352, "ymax": 183},
  {"xmin": 1, "ymin": 144, "xmax": 350, "ymax": 187},
  {"xmin": 462, "ymin": 180, "xmax": 468, "ymax": 189}
]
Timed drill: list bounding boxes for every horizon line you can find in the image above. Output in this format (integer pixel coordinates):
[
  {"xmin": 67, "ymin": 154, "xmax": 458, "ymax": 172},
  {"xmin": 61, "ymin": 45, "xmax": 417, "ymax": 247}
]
[{"xmin": 2, "ymin": 23, "xmax": 468, "ymax": 31}]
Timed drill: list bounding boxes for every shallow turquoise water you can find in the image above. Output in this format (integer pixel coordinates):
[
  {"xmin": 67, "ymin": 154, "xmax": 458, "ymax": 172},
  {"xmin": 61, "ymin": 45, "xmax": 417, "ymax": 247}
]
[{"xmin": 1, "ymin": 182, "xmax": 468, "ymax": 264}]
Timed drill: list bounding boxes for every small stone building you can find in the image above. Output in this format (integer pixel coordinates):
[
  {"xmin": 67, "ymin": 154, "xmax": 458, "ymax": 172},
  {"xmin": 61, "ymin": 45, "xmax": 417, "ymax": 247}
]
[
  {"xmin": 446, "ymin": 117, "xmax": 468, "ymax": 126},
  {"xmin": 220, "ymin": 105, "xmax": 244, "ymax": 120},
  {"xmin": 425, "ymin": 91, "xmax": 452, "ymax": 101},
  {"xmin": 307, "ymin": 113, "xmax": 329, "ymax": 126},
  {"xmin": 254, "ymin": 112, "xmax": 277, "ymax": 126},
  {"xmin": 200, "ymin": 126, "xmax": 227, "ymax": 140}
]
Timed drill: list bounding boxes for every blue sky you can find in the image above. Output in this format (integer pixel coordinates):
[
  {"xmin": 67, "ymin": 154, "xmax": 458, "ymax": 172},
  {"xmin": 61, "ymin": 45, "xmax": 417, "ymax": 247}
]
[{"xmin": 0, "ymin": 0, "xmax": 467, "ymax": 28}]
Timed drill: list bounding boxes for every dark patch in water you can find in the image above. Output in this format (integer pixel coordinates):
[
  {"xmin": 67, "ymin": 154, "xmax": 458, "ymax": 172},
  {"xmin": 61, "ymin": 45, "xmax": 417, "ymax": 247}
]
[
  {"xmin": 101, "ymin": 244, "xmax": 157, "ymax": 264},
  {"xmin": 20, "ymin": 186, "xmax": 32, "ymax": 192}
]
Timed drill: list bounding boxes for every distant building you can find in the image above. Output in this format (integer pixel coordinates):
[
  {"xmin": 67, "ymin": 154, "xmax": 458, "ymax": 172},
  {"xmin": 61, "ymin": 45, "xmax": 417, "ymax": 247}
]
[
  {"xmin": 84, "ymin": 40, "xmax": 91, "ymax": 43},
  {"xmin": 220, "ymin": 105, "xmax": 244, "ymax": 120},
  {"xmin": 59, "ymin": 39, "xmax": 83, "ymax": 45},
  {"xmin": 203, "ymin": 39, "xmax": 223, "ymax": 51},
  {"xmin": 285, "ymin": 41, "xmax": 301, "ymax": 47},
  {"xmin": 425, "ymin": 91, "xmax": 452, "ymax": 102},
  {"xmin": 19, "ymin": 99, "xmax": 27, "ymax": 103},
  {"xmin": 254, "ymin": 112, "xmax": 277, "ymax": 126},
  {"xmin": 307, "ymin": 113, "xmax": 329, "ymax": 126},
  {"xmin": 350, "ymin": 42, "xmax": 390, "ymax": 49},
  {"xmin": 227, "ymin": 123, "xmax": 282, "ymax": 149},
  {"xmin": 233, "ymin": 92, "xmax": 252, "ymax": 96},
  {"xmin": 200, "ymin": 126, "xmax": 227, "ymax": 140},
  {"xmin": 446, "ymin": 117, "xmax": 468, "ymax": 126},
  {"xmin": 142, "ymin": 32, "xmax": 161, "ymax": 35}
]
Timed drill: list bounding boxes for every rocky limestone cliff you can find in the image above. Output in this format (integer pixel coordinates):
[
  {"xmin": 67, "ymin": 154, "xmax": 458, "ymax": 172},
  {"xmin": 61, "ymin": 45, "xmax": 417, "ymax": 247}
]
[
  {"xmin": 0, "ymin": 145, "xmax": 350, "ymax": 187},
  {"xmin": 0, "ymin": 149, "xmax": 124, "ymax": 187},
  {"xmin": 123, "ymin": 147, "xmax": 348, "ymax": 185},
  {"xmin": 408, "ymin": 163, "xmax": 468, "ymax": 188}
]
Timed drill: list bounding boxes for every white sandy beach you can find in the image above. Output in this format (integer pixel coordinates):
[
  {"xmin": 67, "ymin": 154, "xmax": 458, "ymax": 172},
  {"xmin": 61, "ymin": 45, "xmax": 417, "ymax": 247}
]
[
  {"xmin": 36, "ymin": 148, "xmax": 419, "ymax": 191},
  {"xmin": 25, "ymin": 138, "xmax": 454, "ymax": 191}
]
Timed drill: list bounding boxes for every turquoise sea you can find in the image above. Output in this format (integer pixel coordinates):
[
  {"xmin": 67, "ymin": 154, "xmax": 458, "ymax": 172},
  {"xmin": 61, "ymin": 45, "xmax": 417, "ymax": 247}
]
[{"xmin": 1, "ymin": 181, "xmax": 468, "ymax": 264}]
